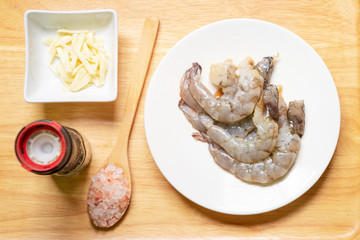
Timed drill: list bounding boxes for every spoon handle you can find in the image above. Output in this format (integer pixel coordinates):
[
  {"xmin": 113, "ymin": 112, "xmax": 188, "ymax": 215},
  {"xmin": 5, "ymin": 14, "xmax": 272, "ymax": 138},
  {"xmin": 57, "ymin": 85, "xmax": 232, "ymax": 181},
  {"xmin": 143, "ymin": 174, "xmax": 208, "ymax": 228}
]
[{"xmin": 109, "ymin": 17, "xmax": 159, "ymax": 166}]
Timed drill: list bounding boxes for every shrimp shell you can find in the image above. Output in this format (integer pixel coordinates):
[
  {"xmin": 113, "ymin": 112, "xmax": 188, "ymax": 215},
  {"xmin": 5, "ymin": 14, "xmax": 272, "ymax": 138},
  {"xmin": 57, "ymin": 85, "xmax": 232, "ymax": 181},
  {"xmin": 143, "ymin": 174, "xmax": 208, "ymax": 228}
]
[
  {"xmin": 178, "ymin": 99, "xmax": 255, "ymax": 139},
  {"xmin": 179, "ymin": 84, "xmax": 279, "ymax": 164},
  {"xmin": 208, "ymin": 94, "xmax": 303, "ymax": 184},
  {"xmin": 188, "ymin": 57, "xmax": 275, "ymax": 123},
  {"xmin": 203, "ymin": 86, "xmax": 279, "ymax": 164}
]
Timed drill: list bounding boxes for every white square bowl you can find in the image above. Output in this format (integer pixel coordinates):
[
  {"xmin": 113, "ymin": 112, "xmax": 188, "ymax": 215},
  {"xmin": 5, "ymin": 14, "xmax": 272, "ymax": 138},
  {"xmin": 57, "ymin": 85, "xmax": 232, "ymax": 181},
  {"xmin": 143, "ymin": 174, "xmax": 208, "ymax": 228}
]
[{"xmin": 24, "ymin": 10, "xmax": 118, "ymax": 102}]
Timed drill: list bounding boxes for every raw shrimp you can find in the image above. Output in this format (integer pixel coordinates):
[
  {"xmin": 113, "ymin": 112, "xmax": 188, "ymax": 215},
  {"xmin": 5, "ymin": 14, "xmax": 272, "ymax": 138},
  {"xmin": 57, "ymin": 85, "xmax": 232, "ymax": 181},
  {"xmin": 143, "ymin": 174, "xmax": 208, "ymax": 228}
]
[
  {"xmin": 202, "ymin": 86, "xmax": 279, "ymax": 163},
  {"xmin": 187, "ymin": 57, "xmax": 275, "ymax": 123},
  {"xmin": 207, "ymin": 94, "xmax": 304, "ymax": 184},
  {"xmin": 178, "ymin": 99, "xmax": 255, "ymax": 138}
]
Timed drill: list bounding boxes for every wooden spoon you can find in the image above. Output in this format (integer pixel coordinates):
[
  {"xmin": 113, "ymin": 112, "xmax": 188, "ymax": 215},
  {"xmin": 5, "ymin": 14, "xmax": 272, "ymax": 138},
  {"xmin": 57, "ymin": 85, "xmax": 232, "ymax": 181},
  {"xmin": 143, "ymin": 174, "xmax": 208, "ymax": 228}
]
[{"xmin": 87, "ymin": 16, "xmax": 159, "ymax": 228}]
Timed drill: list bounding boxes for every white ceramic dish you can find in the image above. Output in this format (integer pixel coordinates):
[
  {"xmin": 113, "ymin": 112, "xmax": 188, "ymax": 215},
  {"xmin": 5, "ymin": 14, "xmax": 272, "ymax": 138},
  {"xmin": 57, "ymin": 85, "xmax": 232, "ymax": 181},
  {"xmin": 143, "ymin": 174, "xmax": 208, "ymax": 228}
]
[
  {"xmin": 24, "ymin": 10, "xmax": 118, "ymax": 102},
  {"xmin": 144, "ymin": 19, "xmax": 340, "ymax": 215}
]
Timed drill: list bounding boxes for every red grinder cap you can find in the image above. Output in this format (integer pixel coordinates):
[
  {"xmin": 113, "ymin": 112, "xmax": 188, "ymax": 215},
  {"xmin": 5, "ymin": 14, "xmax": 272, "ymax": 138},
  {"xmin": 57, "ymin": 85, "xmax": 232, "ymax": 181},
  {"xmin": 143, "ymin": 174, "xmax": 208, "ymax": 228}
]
[{"xmin": 14, "ymin": 120, "xmax": 72, "ymax": 175}]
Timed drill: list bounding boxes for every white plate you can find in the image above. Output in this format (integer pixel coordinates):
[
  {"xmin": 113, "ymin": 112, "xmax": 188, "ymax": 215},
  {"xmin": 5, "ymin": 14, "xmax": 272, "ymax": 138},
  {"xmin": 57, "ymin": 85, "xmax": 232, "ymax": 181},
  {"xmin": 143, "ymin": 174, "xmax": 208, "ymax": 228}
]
[
  {"xmin": 144, "ymin": 19, "xmax": 340, "ymax": 214},
  {"xmin": 24, "ymin": 10, "xmax": 118, "ymax": 102}
]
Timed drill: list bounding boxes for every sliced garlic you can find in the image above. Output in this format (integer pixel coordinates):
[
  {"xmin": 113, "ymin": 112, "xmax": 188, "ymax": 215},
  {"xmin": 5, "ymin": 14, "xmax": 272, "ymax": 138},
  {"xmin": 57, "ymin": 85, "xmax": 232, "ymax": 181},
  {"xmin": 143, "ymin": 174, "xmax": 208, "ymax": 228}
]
[{"xmin": 45, "ymin": 29, "xmax": 109, "ymax": 92}]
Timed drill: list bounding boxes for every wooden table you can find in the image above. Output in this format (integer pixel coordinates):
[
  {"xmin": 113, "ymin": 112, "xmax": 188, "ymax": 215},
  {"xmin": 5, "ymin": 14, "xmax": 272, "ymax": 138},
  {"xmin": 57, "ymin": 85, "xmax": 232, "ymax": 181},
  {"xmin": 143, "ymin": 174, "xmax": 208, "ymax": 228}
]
[{"xmin": 0, "ymin": 0, "xmax": 359, "ymax": 239}]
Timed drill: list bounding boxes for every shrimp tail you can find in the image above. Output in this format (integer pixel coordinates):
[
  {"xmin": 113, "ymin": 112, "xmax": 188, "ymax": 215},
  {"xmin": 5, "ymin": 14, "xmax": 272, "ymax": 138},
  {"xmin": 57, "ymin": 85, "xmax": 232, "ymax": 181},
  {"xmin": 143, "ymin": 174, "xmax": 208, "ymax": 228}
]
[
  {"xmin": 255, "ymin": 56, "xmax": 275, "ymax": 89},
  {"xmin": 287, "ymin": 100, "xmax": 305, "ymax": 137},
  {"xmin": 180, "ymin": 63, "xmax": 203, "ymax": 113},
  {"xmin": 263, "ymin": 84, "xmax": 279, "ymax": 121}
]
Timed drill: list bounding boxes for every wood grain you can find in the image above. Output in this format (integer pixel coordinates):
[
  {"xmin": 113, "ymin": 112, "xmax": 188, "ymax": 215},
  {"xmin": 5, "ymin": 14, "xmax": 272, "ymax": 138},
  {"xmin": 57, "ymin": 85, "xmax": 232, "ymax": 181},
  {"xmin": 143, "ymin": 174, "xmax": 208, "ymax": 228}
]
[{"xmin": 0, "ymin": 0, "xmax": 359, "ymax": 239}]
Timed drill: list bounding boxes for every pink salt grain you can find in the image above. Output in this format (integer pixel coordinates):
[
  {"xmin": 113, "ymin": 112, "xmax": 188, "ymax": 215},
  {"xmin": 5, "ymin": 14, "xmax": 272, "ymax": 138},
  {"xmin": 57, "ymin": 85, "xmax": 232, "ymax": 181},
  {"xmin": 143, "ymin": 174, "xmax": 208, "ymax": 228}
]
[{"xmin": 87, "ymin": 163, "xmax": 130, "ymax": 228}]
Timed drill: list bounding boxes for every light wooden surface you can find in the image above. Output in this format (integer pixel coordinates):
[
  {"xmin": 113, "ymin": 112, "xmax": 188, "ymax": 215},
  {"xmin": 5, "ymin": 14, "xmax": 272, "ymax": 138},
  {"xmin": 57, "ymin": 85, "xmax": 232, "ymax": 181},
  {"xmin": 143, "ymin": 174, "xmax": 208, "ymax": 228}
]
[{"xmin": 0, "ymin": 0, "xmax": 359, "ymax": 239}]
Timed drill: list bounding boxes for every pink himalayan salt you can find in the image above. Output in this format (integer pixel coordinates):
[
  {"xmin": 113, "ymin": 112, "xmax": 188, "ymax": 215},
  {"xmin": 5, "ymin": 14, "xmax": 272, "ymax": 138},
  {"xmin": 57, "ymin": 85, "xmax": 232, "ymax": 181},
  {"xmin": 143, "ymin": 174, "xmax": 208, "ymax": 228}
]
[{"xmin": 87, "ymin": 163, "xmax": 130, "ymax": 228}]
